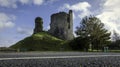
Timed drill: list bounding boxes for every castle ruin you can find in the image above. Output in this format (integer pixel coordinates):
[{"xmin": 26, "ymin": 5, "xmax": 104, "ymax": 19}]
[
  {"xmin": 34, "ymin": 17, "xmax": 43, "ymax": 34},
  {"xmin": 48, "ymin": 10, "xmax": 74, "ymax": 40},
  {"xmin": 33, "ymin": 10, "xmax": 74, "ymax": 40}
]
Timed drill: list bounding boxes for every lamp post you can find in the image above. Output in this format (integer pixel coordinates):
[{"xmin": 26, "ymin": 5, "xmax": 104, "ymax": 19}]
[{"xmin": 88, "ymin": 34, "xmax": 92, "ymax": 51}]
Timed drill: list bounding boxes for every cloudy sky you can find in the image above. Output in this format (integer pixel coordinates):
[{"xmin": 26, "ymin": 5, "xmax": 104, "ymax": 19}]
[{"xmin": 0, "ymin": 0, "xmax": 120, "ymax": 47}]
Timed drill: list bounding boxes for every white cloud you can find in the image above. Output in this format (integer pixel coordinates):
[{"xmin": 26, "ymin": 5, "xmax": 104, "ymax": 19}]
[
  {"xmin": 47, "ymin": 26, "xmax": 50, "ymax": 30},
  {"xmin": 19, "ymin": 0, "xmax": 58, "ymax": 6},
  {"xmin": 33, "ymin": 0, "xmax": 44, "ymax": 5},
  {"xmin": 19, "ymin": 0, "xmax": 44, "ymax": 5},
  {"xmin": 97, "ymin": 0, "xmax": 120, "ymax": 34},
  {"xmin": 0, "ymin": 0, "xmax": 57, "ymax": 8},
  {"xmin": 0, "ymin": 13, "xmax": 15, "ymax": 30},
  {"xmin": 0, "ymin": 0, "xmax": 17, "ymax": 8},
  {"xmin": 59, "ymin": 2, "xmax": 91, "ymax": 18},
  {"xmin": 17, "ymin": 27, "xmax": 33, "ymax": 35}
]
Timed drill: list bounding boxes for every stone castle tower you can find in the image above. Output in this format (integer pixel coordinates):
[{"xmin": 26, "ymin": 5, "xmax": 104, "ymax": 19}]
[
  {"xmin": 49, "ymin": 10, "xmax": 74, "ymax": 40},
  {"xmin": 33, "ymin": 17, "xmax": 43, "ymax": 34}
]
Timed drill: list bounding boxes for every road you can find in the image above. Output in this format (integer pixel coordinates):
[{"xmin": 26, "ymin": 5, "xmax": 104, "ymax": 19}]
[
  {"xmin": 0, "ymin": 52, "xmax": 120, "ymax": 67},
  {"xmin": 0, "ymin": 52, "xmax": 120, "ymax": 60}
]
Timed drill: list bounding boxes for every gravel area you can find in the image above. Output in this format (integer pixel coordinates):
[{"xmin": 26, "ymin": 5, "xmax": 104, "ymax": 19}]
[{"xmin": 0, "ymin": 56, "xmax": 120, "ymax": 67}]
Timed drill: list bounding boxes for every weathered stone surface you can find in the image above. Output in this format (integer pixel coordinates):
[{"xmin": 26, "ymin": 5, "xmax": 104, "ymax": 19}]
[
  {"xmin": 33, "ymin": 17, "xmax": 43, "ymax": 34},
  {"xmin": 49, "ymin": 10, "xmax": 74, "ymax": 40}
]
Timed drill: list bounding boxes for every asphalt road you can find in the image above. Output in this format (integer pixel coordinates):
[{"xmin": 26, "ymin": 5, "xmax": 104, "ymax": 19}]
[
  {"xmin": 0, "ymin": 52, "xmax": 120, "ymax": 59},
  {"xmin": 0, "ymin": 52, "xmax": 120, "ymax": 67}
]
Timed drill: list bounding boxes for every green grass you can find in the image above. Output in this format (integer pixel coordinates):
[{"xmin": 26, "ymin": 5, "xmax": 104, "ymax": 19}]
[
  {"xmin": 108, "ymin": 50, "xmax": 120, "ymax": 52},
  {"xmin": 11, "ymin": 32, "xmax": 119, "ymax": 52},
  {"xmin": 10, "ymin": 32, "xmax": 63, "ymax": 51},
  {"xmin": 88, "ymin": 49, "xmax": 120, "ymax": 53}
]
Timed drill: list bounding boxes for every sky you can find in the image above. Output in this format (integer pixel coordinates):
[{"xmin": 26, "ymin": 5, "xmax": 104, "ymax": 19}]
[{"xmin": 0, "ymin": 0, "xmax": 120, "ymax": 47}]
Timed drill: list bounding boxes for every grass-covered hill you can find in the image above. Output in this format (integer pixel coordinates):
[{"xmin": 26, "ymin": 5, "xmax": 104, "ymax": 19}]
[{"xmin": 10, "ymin": 32, "xmax": 64, "ymax": 51}]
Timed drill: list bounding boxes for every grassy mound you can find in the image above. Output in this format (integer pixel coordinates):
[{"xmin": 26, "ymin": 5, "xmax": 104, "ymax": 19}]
[{"xmin": 10, "ymin": 32, "xmax": 63, "ymax": 51}]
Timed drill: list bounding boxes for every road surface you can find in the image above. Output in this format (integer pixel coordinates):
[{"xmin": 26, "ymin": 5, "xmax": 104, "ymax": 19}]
[{"xmin": 0, "ymin": 52, "xmax": 120, "ymax": 67}]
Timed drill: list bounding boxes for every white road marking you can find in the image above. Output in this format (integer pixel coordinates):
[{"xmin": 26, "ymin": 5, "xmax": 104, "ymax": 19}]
[{"xmin": 0, "ymin": 55, "xmax": 120, "ymax": 60}]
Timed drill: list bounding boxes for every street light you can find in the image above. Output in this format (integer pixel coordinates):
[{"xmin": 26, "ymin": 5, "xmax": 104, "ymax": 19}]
[{"xmin": 88, "ymin": 34, "xmax": 92, "ymax": 51}]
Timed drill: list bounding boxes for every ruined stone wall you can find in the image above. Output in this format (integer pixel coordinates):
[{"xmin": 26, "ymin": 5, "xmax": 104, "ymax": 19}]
[
  {"xmin": 33, "ymin": 17, "xmax": 43, "ymax": 34},
  {"xmin": 49, "ymin": 10, "xmax": 74, "ymax": 40},
  {"xmin": 67, "ymin": 10, "xmax": 74, "ymax": 40}
]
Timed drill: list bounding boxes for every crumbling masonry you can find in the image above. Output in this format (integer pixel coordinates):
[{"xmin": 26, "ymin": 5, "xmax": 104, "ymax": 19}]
[
  {"xmin": 33, "ymin": 10, "xmax": 74, "ymax": 40},
  {"xmin": 48, "ymin": 10, "xmax": 74, "ymax": 40}
]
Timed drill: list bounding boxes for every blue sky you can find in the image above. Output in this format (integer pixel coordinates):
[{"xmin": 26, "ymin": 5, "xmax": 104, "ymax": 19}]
[{"xmin": 0, "ymin": 0, "xmax": 120, "ymax": 47}]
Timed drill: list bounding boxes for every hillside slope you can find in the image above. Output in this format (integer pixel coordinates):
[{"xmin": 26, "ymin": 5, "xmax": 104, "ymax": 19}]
[{"xmin": 10, "ymin": 32, "xmax": 63, "ymax": 51}]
